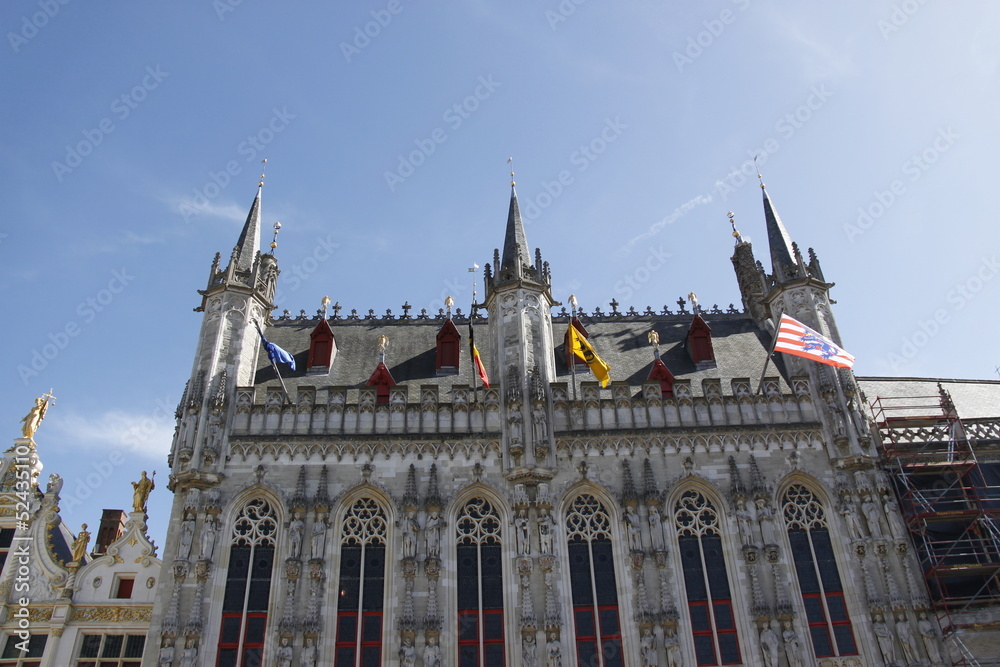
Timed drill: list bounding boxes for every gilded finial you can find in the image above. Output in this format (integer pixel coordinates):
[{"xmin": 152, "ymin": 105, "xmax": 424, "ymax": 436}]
[
  {"xmin": 647, "ymin": 330, "xmax": 659, "ymax": 346},
  {"xmin": 507, "ymin": 156, "xmax": 515, "ymax": 187},
  {"xmin": 754, "ymin": 155, "xmax": 765, "ymax": 189},
  {"xmin": 568, "ymin": 294, "xmax": 578, "ymax": 314},
  {"xmin": 688, "ymin": 292, "xmax": 699, "ymax": 311},
  {"xmin": 269, "ymin": 221, "xmax": 281, "ymax": 252},
  {"xmin": 259, "ymin": 158, "xmax": 267, "ymax": 188},
  {"xmin": 445, "ymin": 296, "xmax": 454, "ymax": 319},
  {"xmin": 728, "ymin": 210, "xmax": 743, "ymax": 242},
  {"xmin": 321, "ymin": 296, "xmax": 331, "ymax": 318}
]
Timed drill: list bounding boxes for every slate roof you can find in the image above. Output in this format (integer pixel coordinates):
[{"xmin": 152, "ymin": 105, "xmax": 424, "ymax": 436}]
[
  {"xmin": 253, "ymin": 312, "xmax": 793, "ymax": 399},
  {"xmin": 858, "ymin": 377, "xmax": 1000, "ymax": 420}
]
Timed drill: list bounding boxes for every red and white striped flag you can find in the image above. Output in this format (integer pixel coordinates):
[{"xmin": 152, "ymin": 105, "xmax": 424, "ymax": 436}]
[{"xmin": 774, "ymin": 314, "xmax": 855, "ymax": 369}]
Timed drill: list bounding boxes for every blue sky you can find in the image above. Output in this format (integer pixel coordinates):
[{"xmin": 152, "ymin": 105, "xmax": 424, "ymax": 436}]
[{"xmin": 2, "ymin": 2, "xmax": 998, "ymax": 548}]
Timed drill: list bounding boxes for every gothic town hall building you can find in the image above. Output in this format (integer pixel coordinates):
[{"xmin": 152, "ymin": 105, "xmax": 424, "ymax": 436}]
[{"xmin": 119, "ymin": 179, "xmax": 999, "ymax": 666}]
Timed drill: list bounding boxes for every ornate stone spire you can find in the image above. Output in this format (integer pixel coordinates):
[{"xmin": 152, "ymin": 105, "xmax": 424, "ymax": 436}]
[
  {"xmin": 424, "ymin": 463, "xmax": 442, "ymax": 511},
  {"xmin": 402, "ymin": 464, "xmax": 419, "ymax": 509},
  {"xmin": 728, "ymin": 456, "xmax": 748, "ymax": 501},
  {"xmin": 313, "ymin": 465, "xmax": 330, "ymax": 512},
  {"xmin": 621, "ymin": 460, "xmax": 639, "ymax": 506},
  {"xmin": 230, "ymin": 183, "xmax": 262, "ymax": 274},
  {"xmin": 290, "ymin": 466, "xmax": 308, "ymax": 511},
  {"xmin": 642, "ymin": 459, "xmax": 660, "ymax": 504}
]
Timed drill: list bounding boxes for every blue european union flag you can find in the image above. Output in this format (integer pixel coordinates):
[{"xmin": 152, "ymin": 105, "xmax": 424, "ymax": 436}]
[{"xmin": 261, "ymin": 334, "xmax": 296, "ymax": 371}]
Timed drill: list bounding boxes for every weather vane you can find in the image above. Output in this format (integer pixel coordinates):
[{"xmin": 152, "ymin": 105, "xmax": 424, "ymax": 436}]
[
  {"xmin": 728, "ymin": 210, "xmax": 742, "ymax": 242},
  {"xmin": 270, "ymin": 221, "xmax": 281, "ymax": 253},
  {"xmin": 507, "ymin": 156, "xmax": 515, "ymax": 187},
  {"xmin": 259, "ymin": 158, "xmax": 267, "ymax": 188}
]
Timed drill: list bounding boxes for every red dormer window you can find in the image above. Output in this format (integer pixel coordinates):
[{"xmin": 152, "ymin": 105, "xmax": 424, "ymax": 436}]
[
  {"xmin": 564, "ymin": 317, "xmax": 591, "ymax": 368},
  {"xmin": 436, "ymin": 318, "xmax": 461, "ymax": 375},
  {"xmin": 366, "ymin": 362, "xmax": 396, "ymax": 404},
  {"xmin": 307, "ymin": 319, "xmax": 337, "ymax": 374},
  {"xmin": 687, "ymin": 314, "xmax": 716, "ymax": 369},
  {"xmin": 648, "ymin": 359, "xmax": 675, "ymax": 397}
]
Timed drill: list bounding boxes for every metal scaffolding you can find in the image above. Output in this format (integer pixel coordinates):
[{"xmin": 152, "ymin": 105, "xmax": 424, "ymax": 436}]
[{"xmin": 872, "ymin": 386, "xmax": 1000, "ymax": 666}]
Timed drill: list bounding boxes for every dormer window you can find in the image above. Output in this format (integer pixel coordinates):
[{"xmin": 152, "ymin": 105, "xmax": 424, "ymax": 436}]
[
  {"xmin": 648, "ymin": 359, "xmax": 675, "ymax": 397},
  {"xmin": 436, "ymin": 319, "xmax": 461, "ymax": 376},
  {"xmin": 306, "ymin": 319, "xmax": 337, "ymax": 375},
  {"xmin": 687, "ymin": 314, "xmax": 716, "ymax": 370},
  {"xmin": 366, "ymin": 363, "xmax": 396, "ymax": 404}
]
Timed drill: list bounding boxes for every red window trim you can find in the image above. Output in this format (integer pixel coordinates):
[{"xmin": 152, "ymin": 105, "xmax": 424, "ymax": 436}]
[
  {"xmin": 457, "ymin": 609, "xmax": 505, "ymax": 664},
  {"xmin": 216, "ymin": 612, "xmax": 267, "ymax": 667}
]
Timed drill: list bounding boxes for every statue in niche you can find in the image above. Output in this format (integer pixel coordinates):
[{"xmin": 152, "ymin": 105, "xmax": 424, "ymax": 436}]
[
  {"xmin": 532, "ymin": 405, "xmax": 548, "ymax": 445},
  {"xmin": 179, "ymin": 639, "xmax": 198, "ymax": 667},
  {"xmin": 424, "ymin": 511, "xmax": 442, "ymax": 558},
  {"xmin": 884, "ymin": 494, "xmax": 909, "ymax": 540},
  {"xmin": 760, "ymin": 621, "xmax": 780, "ymax": 667},
  {"xmin": 401, "ymin": 509, "xmax": 419, "ymax": 559},
  {"xmin": 522, "ymin": 631, "xmax": 538, "ymax": 667},
  {"xmin": 755, "ymin": 499, "xmax": 777, "ymax": 545},
  {"xmin": 537, "ymin": 508, "xmax": 553, "ymax": 554},
  {"xmin": 648, "ymin": 505, "xmax": 665, "ymax": 552},
  {"xmin": 625, "ymin": 505, "xmax": 642, "ymax": 552},
  {"xmin": 896, "ymin": 613, "xmax": 920, "ymax": 665},
  {"xmin": 177, "ymin": 513, "xmax": 195, "ymax": 560},
  {"xmin": 665, "ymin": 628, "xmax": 681, "ymax": 667},
  {"xmin": 640, "ymin": 627, "xmax": 658, "ymax": 666},
  {"xmin": 157, "ymin": 637, "xmax": 174, "ymax": 666},
  {"xmin": 735, "ymin": 498, "xmax": 755, "ymax": 546},
  {"xmin": 782, "ymin": 620, "xmax": 802, "ymax": 667},
  {"xmin": 288, "ymin": 512, "xmax": 304, "ymax": 559},
  {"xmin": 398, "ymin": 636, "xmax": 415, "ymax": 667},
  {"xmin": 310, "ymin": 514, "xmax": 328, "ymax": 560},
  {"xmin": 200, "ymin": 515, "xmax": 218, "ymax": 560},
  {"xmin": 515, "ymin": 509, "xmax": 531, "ymax": 555},
  {"xmin": 508, "ymin": 413, "xmax": 523, "ymax": 444},
  {"xmin": 861, "ymin": 494, "xmax": 884, "ymax": 539},
  {"xmin": 546, "ymin": 632, "xmax": 563, "ymax": 667},
  {"xmin": 840, "ymin": 502, "xmax": 866, "ymax": 541},
  {"xmin": 276, "ymin": 636, "xmax": 293, "ymax": 667},
  {"xmin": 917, "ymin": 611, "xmax": 942, "ymax": 664},
  {"xmin": 873, "ymin": 614, "xmax": 896, "ymax": 665},
  {"xmin": 422, "ymin": 635, "xmax": 441, "ymax": 667},
  {"xmin": 300, "ymin": 636, "xmax": 318, "ymax": 667}
]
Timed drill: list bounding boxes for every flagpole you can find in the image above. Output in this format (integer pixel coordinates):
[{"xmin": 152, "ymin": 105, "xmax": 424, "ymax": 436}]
[
  {"xmin": 754, "ymin": 312, "xmax": 783, "ymax": 395},
  {"xmin": 469, "ymin": 265, "xmax": 480, "ymax": 405},
  {"xmin": 569, "ymin": 295, "xmax": 579, "ymax": 404},
  {"xmin": 253, "ymin": 319, "xmax": 290, "ymax": 404}
]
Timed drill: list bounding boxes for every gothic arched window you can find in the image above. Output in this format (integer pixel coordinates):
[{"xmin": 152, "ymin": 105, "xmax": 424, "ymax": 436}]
[
  {"xmin": 674, "ymin": 490, "xmax": 740, "ymax": 666},
  {"xmin": 566, "ymin": 494, "xmax": 623, "ymax": 667},
  {"xmin": 782, "ymin": 485, "xmax": 857, "ymax": 658},
  {"xmin": 334, "ymin": 497, "xmax": 388, "ymax": 666},
  {"xmin": 217, "ymin": 498, "xmax": 278, "ymax": 667},
  {"xmin": 456, "ymin": 497, "xmax": 504, "ymax": 666}
]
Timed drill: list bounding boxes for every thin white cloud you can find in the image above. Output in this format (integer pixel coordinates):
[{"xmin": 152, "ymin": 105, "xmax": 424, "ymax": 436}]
[{"xmin": 49, "ymin": 406, "xmax": 174, "ymax": 460}]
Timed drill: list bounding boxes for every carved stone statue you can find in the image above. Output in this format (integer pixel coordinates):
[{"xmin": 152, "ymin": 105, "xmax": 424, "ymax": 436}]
[
  {"xmin": 537, "ymin": 507, "xmax": 554, "ymax": 554},
  {"xmin": 884, "ymin": 494, "xmax": 909, "ymax": 540},
  {"xmin": 896, "ymin": 613, "xmax": 920, "ymax": 665},
  {"xmin": 46, "ymin": 473, "xmax": 63, "ymax": 498},
  {"xmin": 515, "ymin": 509, "xmax": 531, "ymax": 555},
  {"xmin": 648, "ymin": 505, "xmax": 665, "ymax": 551},
  {"xmin": 508, "ymin": 413, "xmax": 523, "ymax": 444},
  {"xmin": 862, "ymin": 495, "xmax": 884, "ymax": 539},
  {"xmin": 288, "ymin": 512, "xmax": 304, "ymax": 560},
  {"xmin": 398, "ymin": 636, "xmax": 415, "ymax": 667},
  {"xmin": 300, "ymin": 636, "xmax": 318, "ymax": 667},
  {"xmin": 755, "ymin": 499, "xmax": 777, "ymax": 546},
  {"xmin": 424, "ymin": 512, "xmax": 442, "ymax": 558},
  {"xmin": 917, "ymin": 611, "xmax": 942, "ymax": 664},
  {"xmin": 532, "ymin": 405, "xmax": 548, "ymax": 445},
  {"xmin": 200, "ymin": 515, "xmax": 218, "ymax": 560},
  {"xmin": 310, "ymin": 514, "xmax": 327, "ymax": 560},
  {"xmin": 157, "ymin": 637, "xmax": 174, "ymax": 666},
  {"xmin": 177, "ymin": 513, "xmax": 195, "ymax": 560},
  {"xmin": 841, "ymin": 502, "xmax": 866, "ymax": 541},
  {"xmin": 401, "ymin": 509, "xmax": 418, "ymax": 559},
  {"xmin": 71, "ymin": 524, "xmax": 90, "ymax": 563},
  {"xmin": 132, "ymin": 471, "xmax": 155, "ymax": 513},
  {"xmin": 522, "ymin": 631, "xmax": 537, "ymax": 667},
  {"xmin": 782, "ymin": 620, "xmax": 802, "ymax": 667},
  {"xmin": 422, "ymin": 634, "xmax": 441, "ymax": 667},
  {"xmin": 546, "ymin": 632, "xmax": 563, "ymax": 667},
  {"xmin": 276, "ymin": 636, "xmax": 293, "ymax": 667},
  {"xmin": 735, "ymin": 498, "xmax": 755, "ymax": 546},
  {"xmin": 20, "ymin": 394, "xmax": 52, "ymax": 439},
  {"xmin": 179, "ymin": 639, "xmax": 198, "ymax": 667},
  {"xmin": 873, "ymin": 614, "xmax": 896, "ymax": 665},
  {"xmin": 625, "ymin": 505, "xmax": 642, "ymax": 552},
  {"xmin": 760, "ymin": 622, "xmax": 780, "ymax": 667},
  {"xmin": 665, "ymin": 628, "xmax": 681, "ymax": 667},
  {"xmin": 640, "ymin": 626, "xmax": 658, "ymax": 666}
]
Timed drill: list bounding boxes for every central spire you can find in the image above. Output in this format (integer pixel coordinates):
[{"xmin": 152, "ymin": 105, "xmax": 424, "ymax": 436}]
[
  {"xmin": 232, "ymin": 183, "xmax": 262, "ymax": 273},
  {"xmin": 500, "ymin": 184, "xmax": 531, "ymax": 272},
  {"xmin": 761, "ymin": 183, "xmax": 795, "ymax": 274}
]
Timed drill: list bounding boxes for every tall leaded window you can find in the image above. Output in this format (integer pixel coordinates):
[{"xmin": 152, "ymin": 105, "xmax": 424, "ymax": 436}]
[
  {"xmin": 456, "ymin": 497, "xmax": 505, "ymax": 666},
  {"xmin": 75, "ymin": 634, "xmax": 145, "ymax": 666},
  {"xmin": 566, "ymin": 494, "xmax": 623, "ymax": 667},
  {"xmin": 783, "ymin": 485, "xmax": 857, "ymax": 657},
  {"xmin": 334, "ymin": 497, "xmax": 388, "ymax": 666},
  {"xmin": 674, "ymin": 490, "xmax": 740, "ymax": 666},
  {"xmin": 216, "ymin": 498, "xmax": 278, "ymax": 667}
]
